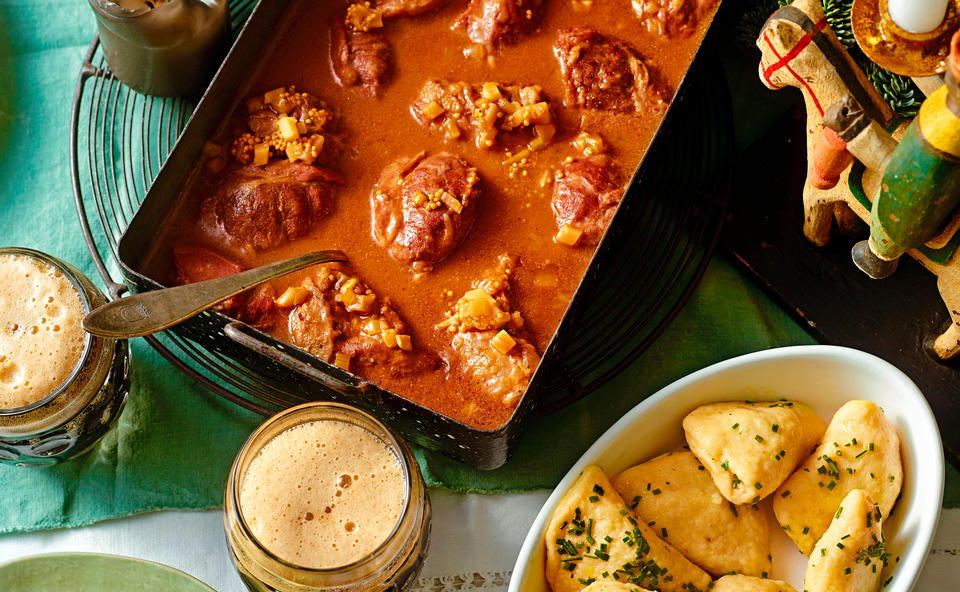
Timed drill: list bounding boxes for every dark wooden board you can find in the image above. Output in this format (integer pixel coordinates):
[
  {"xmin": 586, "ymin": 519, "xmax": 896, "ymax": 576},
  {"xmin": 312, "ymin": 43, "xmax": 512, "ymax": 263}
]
[{"xmin": 722, "ymin": 110, "xmax": 960, "ymax": 468}]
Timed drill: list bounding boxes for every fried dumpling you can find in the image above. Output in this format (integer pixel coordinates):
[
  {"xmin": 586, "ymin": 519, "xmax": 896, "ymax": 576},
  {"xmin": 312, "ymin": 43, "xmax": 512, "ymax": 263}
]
[
  {"xmin": 774, "ymin": 400, "xmax": 902, "ymax": 555},
  {"xmin": 611, "ymin": 451, "xmax": 771, "ymax": 577},
  {"xmin": 545, "ymin": 465, "xmax": 712, "ymax": 592},
  {"xmin": 712, "ymin": 574, "xmax": 798, "ymax": 592},
  {"xmin": 803, "ymin": 489, "xmax": 887, "ymax": 592},
  {"xmin": 682, "ymin": 400, "xmax": 826, "ymax": 504}
]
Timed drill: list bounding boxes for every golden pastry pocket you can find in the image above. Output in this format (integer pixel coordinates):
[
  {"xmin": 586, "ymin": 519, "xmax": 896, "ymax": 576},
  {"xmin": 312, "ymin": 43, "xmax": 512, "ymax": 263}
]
[
  {"xmin": 803, "ymin": 489, "xmax": 887, "ymax": 592},
  {"xmin": 544, "ymin": 465, "xmax": 712, "ymax": 592},
  {"xmin": 774, "ymin": 400, "xmax": 902, "ymax": 555},
  {"xmin": 611, "ymin": 451, "xmax": 771, "ymax": 577},
  {"xmin": 682, "ymin": 400, "xmax": 826, "ymax": 504},
  {"xmin": 711, "ymin": 574, "xmax": 798, "ymax": 592},
  {"xmin": 580, "ymin": 582, "xmax": 651, "ymax": 592}
]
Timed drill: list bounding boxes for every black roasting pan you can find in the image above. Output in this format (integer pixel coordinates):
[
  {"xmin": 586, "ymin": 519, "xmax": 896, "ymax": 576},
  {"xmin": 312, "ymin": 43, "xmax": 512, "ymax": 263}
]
[{"xmin": 116, "ymin": 0, "xmax": 731, "ymax": 469}]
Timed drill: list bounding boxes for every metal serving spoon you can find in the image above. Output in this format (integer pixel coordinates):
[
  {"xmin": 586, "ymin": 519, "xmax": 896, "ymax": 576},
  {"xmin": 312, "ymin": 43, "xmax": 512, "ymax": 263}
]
[{"xmin": 82, "ymin": 250, "xmax": 347, "ymax": 339}]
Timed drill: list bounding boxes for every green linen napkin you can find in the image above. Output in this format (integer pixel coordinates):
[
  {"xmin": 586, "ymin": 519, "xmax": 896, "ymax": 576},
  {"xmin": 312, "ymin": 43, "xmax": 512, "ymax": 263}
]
[{"xmin": 0, "ymin": 0, "xmax": 956, "ymax": 535}]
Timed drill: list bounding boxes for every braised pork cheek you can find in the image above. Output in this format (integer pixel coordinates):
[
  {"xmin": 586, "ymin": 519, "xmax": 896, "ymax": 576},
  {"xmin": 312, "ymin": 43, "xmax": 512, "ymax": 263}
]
[
  {"xmin": 173, "ymin": 244, "xmax": 276, "ymax": 327},
  {"xmin": 288, "ymin": 267, "xmax": 440, "ymax": 377},
  {"xmin": 438, "ymin": 255, "xmax": 539, "ymax": 410},
  {"xmin": 455, "ymin": 0, "xmax": 543, "ymax": 48},
  {"xmin": 552, "ymin": 154, "xmax": 624, "ymax": 246},
  {"xmin": 208, "ymin": 161, "xmax": 343, "ymax": 251},
  {"xmin": 554, "ymin": 27, "xmax": 666, "ymax": 114},
  {"xmin": 333, "ymin": 6, "xmax": 393, "ymax": 97},
  {"xmin": 371, "ymin": 151, "xmax": 481, "ymax": 270}
]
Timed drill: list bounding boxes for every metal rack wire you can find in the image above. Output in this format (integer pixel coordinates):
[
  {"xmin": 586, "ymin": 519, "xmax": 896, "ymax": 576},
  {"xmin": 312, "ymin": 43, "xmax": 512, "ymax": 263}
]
[{"xmin": 69, "ymin": 0, "xmax": 730, "ymax": 418}]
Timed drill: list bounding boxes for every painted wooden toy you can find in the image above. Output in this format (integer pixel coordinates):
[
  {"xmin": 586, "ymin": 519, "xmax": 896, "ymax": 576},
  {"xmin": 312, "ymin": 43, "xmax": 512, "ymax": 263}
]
[
  {"xmin": 758, "ymin": 0, "xmax": 960, "ymax": 360},
  {"xmin": 758, "ymin": 0, "xmax": 894, "ymax": 247},
  {"xmin": 825, "ymin": 40, "xmax": 960, "ymax": 281}
]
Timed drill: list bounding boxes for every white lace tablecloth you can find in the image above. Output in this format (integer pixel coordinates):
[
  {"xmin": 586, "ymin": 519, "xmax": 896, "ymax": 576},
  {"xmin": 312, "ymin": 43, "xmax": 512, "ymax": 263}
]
[{"xmin": 0, "ymin": 491, "xmax": 957, "ymax": 591}]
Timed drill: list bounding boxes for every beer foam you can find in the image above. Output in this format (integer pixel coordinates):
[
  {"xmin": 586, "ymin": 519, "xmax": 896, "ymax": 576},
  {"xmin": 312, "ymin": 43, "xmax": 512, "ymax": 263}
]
[
  {"xmin": 0, "ymin": 253, "xmax": 86, "ymax": 409},
  {"xmin": 239, "ymin": 420, "xmax": 406, "ymax": 569}
]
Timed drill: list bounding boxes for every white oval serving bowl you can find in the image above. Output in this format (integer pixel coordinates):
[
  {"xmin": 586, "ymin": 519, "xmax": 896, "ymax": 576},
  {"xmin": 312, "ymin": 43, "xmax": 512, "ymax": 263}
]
[{"xmin": 509, "ymin": 345, "xmax": 943, "ymax": 592}]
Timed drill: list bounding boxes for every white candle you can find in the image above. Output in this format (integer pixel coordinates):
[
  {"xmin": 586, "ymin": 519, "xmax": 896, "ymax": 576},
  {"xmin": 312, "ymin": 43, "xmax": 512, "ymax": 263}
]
[{"xmin": 888, "ymin": 0, "xmax": 950, "ymax": 34}]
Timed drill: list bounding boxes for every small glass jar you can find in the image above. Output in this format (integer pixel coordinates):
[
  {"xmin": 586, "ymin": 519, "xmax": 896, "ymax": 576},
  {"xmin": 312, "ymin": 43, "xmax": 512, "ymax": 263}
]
[
  {"xmin": 224, "ymin": 402, "xmax": 431, "ymax": 592},
  {"xmin": 87, "ymin": 0, "xmax": 230, "ymax": 97},
  {"xmin": 0, "ymin": 248, "xmax": 131, "ymax": 467}
]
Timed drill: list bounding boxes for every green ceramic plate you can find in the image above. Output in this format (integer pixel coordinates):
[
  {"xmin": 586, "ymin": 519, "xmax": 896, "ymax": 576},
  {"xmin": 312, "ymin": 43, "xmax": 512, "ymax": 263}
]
[{"xmin": 0, "ymin": 552, "xmax": 217, "ymax": 592}]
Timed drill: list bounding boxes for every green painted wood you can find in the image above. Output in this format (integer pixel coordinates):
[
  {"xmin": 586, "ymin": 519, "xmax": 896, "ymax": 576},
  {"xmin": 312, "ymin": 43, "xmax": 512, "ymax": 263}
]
[
  {"xmin": 873, "ymin": 116, "xmax": 960, "ymax": 258},
  {"xmin": 845, "ymin": 163, "xmax": 960, "ymax": 264},
  {"xmin": 0, "ymin": 553, "xmax": 216, "ymax": 592}
]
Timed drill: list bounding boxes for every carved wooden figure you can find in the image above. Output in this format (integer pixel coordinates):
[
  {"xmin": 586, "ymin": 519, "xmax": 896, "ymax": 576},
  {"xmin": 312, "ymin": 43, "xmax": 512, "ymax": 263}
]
[
  {"xmin": 757, "ymin": 0, "xmax": 893, "ymax": 246},
  {"xmin": 758, "ymin": 0, "xmax": 960, "ymax": 360}
]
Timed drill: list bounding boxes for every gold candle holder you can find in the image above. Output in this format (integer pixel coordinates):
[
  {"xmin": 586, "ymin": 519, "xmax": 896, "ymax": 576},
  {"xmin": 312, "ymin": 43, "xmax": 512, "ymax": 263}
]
[{"xmin": 852, "ymin": 0, "xmax": 960, "ymax": 76}]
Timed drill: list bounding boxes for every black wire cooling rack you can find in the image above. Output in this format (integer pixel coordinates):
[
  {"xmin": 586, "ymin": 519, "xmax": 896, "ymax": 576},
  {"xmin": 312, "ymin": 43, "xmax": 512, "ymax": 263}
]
[{"xmin": 69, "ymin": 0, "xmax": 731, "ymax": 418}]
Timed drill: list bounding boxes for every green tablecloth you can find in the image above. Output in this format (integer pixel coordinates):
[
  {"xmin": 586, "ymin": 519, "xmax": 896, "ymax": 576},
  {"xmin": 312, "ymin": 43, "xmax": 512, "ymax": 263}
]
[{"xmin": 0, "ymin": 0, "xmax": 956, "ymax": 534}]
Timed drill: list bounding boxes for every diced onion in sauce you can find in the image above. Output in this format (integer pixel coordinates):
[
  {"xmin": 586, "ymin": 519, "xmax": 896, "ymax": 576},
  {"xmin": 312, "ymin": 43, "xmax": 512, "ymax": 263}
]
[
  {"xmin": 277, "ymin": 116, "xmax": 300, "ymax": 141},
  {"xmin": 252, "ymin": 143, "xmax": 270, "ymax": 166},
  {"xmin": 422, "ymin": 101, "xmax": 445, "ymax": 120},
  {"xmin": 347, "ymin": 293, "xmax": 375, "ymax": 313},
  {"xmin": 481, "ymin": 82, "xmax": 502, "ymax": 101},
  {"xmin": 439, "ymin": 191, "xmax": 463, "ymax": 214},
  {"xmin": 555, "ymin": 224, "xmax": 583, "ymax": 246},
  {"xmin": 491, "ymin": 330, "xmax": 517, "ymax": 354},
  {"xmin": 334, "ymin": 353, "xmax": 351, "ymax": 371},
  {"xmin": 275, "ymin": 286, "xmax": 310, "ymax": 308},
  {"xmin": 339, "ymin": 289, "xmax": 358, "ymax": 307},
  {"xmin": 382, "ymin": 328, "xmax": 398, "ymax": 348}
]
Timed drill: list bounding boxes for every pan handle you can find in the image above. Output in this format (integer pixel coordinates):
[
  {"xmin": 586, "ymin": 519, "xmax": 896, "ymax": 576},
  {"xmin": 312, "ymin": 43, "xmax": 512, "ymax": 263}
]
[{"xmin": 223, "ymin": 322, "xmax": 370, "ymax": 396}]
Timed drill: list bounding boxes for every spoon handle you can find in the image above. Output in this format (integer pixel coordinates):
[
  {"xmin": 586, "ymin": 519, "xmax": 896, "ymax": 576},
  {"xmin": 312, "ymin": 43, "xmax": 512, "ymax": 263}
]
[{"xmin": 82, "ymin": 250, "xmax": 347, "ymax": 339}]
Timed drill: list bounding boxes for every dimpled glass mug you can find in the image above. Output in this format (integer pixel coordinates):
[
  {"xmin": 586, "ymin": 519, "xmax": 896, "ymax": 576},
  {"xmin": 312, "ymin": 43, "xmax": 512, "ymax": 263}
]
[
  {"xmin": 224, "ymin": 402, "xmax": 431, "ymax": 592},
  {"xmin": 88, "ymin": 0, "xmax": 229, "ymax": 97},
  {"xmin": 0, "ymin": 248, "xmax": 130, "ymax": 467}
]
